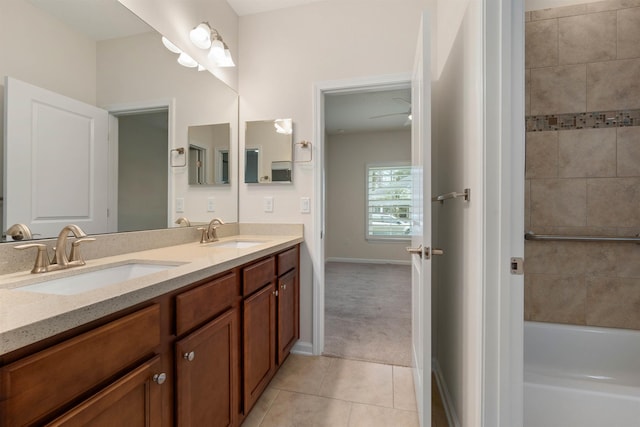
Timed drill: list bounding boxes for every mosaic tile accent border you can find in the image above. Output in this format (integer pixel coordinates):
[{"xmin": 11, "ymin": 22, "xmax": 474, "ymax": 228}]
[{"xmin": 526, "ymin": 109, "xmax": 640, "ymax": 132}]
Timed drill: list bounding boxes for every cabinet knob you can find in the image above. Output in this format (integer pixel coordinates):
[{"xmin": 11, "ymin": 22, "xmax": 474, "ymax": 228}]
[
  {"xmin": 281, "ymin": 283, "xmax": 287, "ymax": 290},
  {"xmin": 153, "ymin": 372, "xmax": 167, "ymax": 385},
  {"xmin": 273, "ymin": 290, "xmax": 279, "ymax": 297},
  {"xmin": 183, "ymin": 351, "xmax": 195, "ymax": 361}
]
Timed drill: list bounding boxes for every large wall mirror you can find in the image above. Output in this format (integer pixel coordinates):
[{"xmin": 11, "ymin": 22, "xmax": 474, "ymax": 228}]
[
  {"xmin": 0, "ymin": 0, "xmax": 239, "ymax": 241},
  {"xmin": 244, "ymin": 119, "xmax": 293, "ymax": 184}
]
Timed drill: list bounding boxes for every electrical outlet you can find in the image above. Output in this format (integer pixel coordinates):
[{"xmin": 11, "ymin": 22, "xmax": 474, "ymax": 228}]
[
  {"xmin": 300, "ymin": 197, "xmax": 310, "ymax": 213},
  {"xmin": 176, "ymin": 198, "xmax": 185, "ymax": 213},
  {"xmin": 207, "ymin": 197, "xmax": 215, "ymax": 212},
  {"xmin": 263, "ymin": 196, "xmax": 274, "ymax": 213}
]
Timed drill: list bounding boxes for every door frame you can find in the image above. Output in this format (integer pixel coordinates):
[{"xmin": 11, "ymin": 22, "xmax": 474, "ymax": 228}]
[
  {"xmin": 311, "ymin": 73, "xmax": 412, "ymax": 356},
  {"xmin": 104, "ymin": 99, "xmax": 175, "ymax": 231}
]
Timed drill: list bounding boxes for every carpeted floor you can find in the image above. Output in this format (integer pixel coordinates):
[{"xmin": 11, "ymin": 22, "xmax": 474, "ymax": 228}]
[{"xmin": 324, "ymin": 262, "xmax": 412, "ymax": 367}]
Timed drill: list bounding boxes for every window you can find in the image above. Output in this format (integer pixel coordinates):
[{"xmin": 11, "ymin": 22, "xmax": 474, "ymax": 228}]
[{"xmin": 366, "ymin": 164, "xmax": 412, "ymax": 240}]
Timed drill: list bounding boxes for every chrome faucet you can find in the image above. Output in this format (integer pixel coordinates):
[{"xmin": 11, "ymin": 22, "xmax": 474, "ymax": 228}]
[
  {"xmin": 198, "ymin": 218, "xmax": 225, "ymax": 243},
  {"xmin": 15, "ymin": 224, "xmax": 95, "ymax": 273}
]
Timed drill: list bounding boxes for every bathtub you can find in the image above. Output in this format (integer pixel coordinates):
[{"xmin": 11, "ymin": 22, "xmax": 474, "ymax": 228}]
[{"xmin": 524, "ymin": 321, "xmax": 640, "ymax": 427}]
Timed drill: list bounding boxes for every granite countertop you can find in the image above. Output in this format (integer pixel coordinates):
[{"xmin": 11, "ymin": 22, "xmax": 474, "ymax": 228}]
[{"xmin": 0, "ymin": 232, "xmax": 303, "ymax": 355}]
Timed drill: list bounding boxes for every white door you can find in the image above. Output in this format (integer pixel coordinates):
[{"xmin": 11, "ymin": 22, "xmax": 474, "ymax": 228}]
[
  {"xmin": 4, "ymin": 77, "xmax": 109, "ymax": 238},
  {"xmin": 409, "ymin": 12, "xmax": 433, "ymax": 427}
]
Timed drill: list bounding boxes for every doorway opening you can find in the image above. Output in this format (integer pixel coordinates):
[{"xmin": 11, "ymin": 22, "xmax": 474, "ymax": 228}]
[
  {"xmin": 108, "ymin": 103, "xmax": 172, "ymax": 233},
  {"xmin": 321, "ymin": 82, "xmax": 413, "ymax": 366}
]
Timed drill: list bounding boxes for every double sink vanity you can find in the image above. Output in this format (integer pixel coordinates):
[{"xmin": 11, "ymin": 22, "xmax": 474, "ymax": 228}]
[{"xmin": 0, "ymin": 223, "xmax": 303, "ymax": 426}]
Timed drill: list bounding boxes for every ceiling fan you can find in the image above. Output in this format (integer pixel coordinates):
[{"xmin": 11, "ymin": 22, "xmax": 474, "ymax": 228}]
[{"xmin": 369, "ymin": 97, "xmax": 412, "ymax": 125}]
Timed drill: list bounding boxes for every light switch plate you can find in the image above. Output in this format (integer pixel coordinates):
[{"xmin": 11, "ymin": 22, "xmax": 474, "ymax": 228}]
[
  {"xmin": 263, "ymin": 196, "xmax": 274, "ymax": 213},
  {"xmin": 300, "ymin": 197, "xmax": 310, "ymax": 213},
  {"xmin": 207, "ymin": 197, "xmax": 215, "ymax": 212},
  {"xmin": 176, "ymin": 198, "xmax": 184, "ymax": 213}
]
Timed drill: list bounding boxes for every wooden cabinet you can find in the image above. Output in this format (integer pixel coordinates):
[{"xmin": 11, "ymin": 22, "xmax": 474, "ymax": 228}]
[
  {"xmin": 243, "ymin": 281, "xmax": 277, "ymax": 412},
  {"xmin": 46, "ymin": 355, "xmax": 163, "ymax": 427},
  {"xmin": 0, "ymin": 305, "xmax": 162, "ymax": 426},
  {"xmin": 0, "ymin": 243, "xmax": 300, "ymax": 427},
  {"xmin": 175, "ymin": 308, "xmax": 239, "ymax": 427}
]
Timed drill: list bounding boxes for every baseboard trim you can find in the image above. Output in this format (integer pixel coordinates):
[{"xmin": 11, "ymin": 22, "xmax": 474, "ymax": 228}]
[
  {"xmin": 325, "ymin": 257, "xmax": 410, "ymax": 266},
  {"xmin": 432, "ymin": 358, "xmax": 461, "ymax": 427},
  {"xmin": 291, "ymin": 340, "xmax": 313, "ymax": 355}
]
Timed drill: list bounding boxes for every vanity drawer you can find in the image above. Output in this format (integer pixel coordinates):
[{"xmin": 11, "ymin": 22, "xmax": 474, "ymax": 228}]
[
  {"xmin": 0, "ymin": 304, "xmax": 160, "ymax": 427},
  {"xmin": 243, "ymin": 257, "xmax": 275, "ymax": 296},
  {"xmin": 175, "ymin": 272, "xmax": 240, "ymax": 336},
  {"xmin": 277, "ymin": 246, "xmax": 298, "ymax": 276}
]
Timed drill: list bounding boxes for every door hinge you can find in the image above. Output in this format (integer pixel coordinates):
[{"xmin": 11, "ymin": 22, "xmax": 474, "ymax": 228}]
[{"xmin": 510, "ymin": 257, "xmax": 524, "ymax": 275}]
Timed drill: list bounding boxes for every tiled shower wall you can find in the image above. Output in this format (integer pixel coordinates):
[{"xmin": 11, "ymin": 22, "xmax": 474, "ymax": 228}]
[{"xmin": 524, "ymin": 0, "xmax": 640, "ymax": 330}]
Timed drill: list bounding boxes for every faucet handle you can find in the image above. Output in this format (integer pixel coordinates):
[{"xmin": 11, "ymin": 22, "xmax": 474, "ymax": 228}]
[
  {"xmin": 15, "ymin": 243, "xmax": 51, "ymax": 274},
  {"xmin": 197, "ymin": 227, "xmax": 209, "ymax": 244},
  {"xmin": 69, "ymin": 237, "xmax": 96, "ymax": 263}
]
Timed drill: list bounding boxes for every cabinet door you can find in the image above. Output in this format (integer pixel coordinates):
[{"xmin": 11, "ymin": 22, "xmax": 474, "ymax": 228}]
[
  {"xmin": 175, "ymin": 308, "xmax": 239, "ymax": 427},
  {"xmin": 277, "ymin": 269, "xmax": 299, "ymax": 364},
  {"xmin": 243, "ymin": 282, "xmax": 277, "ymax": 412},
  {"xmin": 46, "ymin": 356, "xmax": 164, "ymax": 427}
]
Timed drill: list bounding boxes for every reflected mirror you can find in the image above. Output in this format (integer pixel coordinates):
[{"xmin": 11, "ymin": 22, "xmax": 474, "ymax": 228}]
[
  {"xmin": 188, "ymin": 123, "xmax": 231, "ymax": 185},
  {"xmin": 1, "ymin": 0, "xmax": 239, "ymax": 241},
  {"xmin": 244, "ymin": 119, "xmax": 293, "ymax": 184}
]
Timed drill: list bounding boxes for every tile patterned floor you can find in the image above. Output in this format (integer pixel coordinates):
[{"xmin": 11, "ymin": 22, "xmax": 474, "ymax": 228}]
[{"xmin": 242, "ymin": 354, "xmax": 450, "ymax": 427}]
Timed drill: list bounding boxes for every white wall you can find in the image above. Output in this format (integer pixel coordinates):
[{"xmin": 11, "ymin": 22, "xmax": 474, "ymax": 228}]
[
  {"xmin": 238, "ymin": 0, "xmax": 428, "ymax": 348},
  {"xmin": 0, "ymin": 0, "xmax": 97, "ymax": 228},
  {"xmin": 431, "ymin": 0, "xmax": 484, "ymax": 426},
  {"xmin": 326, "ymin": 130, "xmax": 411, "ymax": 263},
  {"xmin": 97, "ymin": 32, "xmax": 239, "ymax": 224},
  {"xmin": 118, "ymin": 0, "xmax": 239, "ymax": 90}
]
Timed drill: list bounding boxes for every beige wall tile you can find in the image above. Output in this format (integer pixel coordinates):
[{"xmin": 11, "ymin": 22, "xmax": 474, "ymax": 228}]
[
  {"xmin": 525, "ymin": 69, "xmax": 531, "ymax": 116},
  {"xmin": 530, "ymin": 178, "xmax": 587, "ymax": 226},
  {"xmin": 559, "ymin": 12, "xmax": 617, "ymax": 65},
  {"xmin": 614, "ymin": 242, "xmax": 640, "ymax": 277},
  {"xmin": 348, "ymin": 404, "xmax": 419, "ymax": 427},
  {"xmin": 586, "ymin": 0, "xmax": 640, "ymax": 12},
  {"xmin": 525, "ymin": 11, "xmax": 532, "ymax": 22},
  {"xmin": 618, "ymin": 7, "xmax": 640, "ymax": 59},
  {"xmin": 528, "ymin": 274, "xmax": 587, "ymax": 324},
  {"xmin": 617, "ymin": 127, "xmax": 640, "ymax": 176},
  {"xmin": 531, "ymin": 65, "xmax": 587, "ymax": 115},
  {"xmin": 587, "ymin": 58, "xmax": 640, "ymax": 111},
  {"xmin": 558, "ymin": 128, "xmax": 616, "ymax": 177},
  {"xmin": 260, "ymin": 391, "xmax": 352, "ymax": 427},
  {"xmin": 525, "ymin": 240, "xmax": 617, "ymax": 276},
  {"xmin": 526, "ymin": 131, "xmax": 558, "ymax": 178},
  {"xmin": 586, "ymin": 277, "xmax": 640, "ymax": 329},
  {"xmin": 524, "ymin": 274, "xmax": 533, "ymax": 321},
  {"xmin": 587, "ymin": 177, "xmax": 640, "ymax": 227},
  {"xmin": 526, "ymin": 19, "xmax": 559, "ymax": 68},
  {"xmin": 532, "ymin": 4, "xmax": 587, "ymax": 20},
  {"xmin": 525, "ymin": 179, "xmax": 531, "ymax": 230}
]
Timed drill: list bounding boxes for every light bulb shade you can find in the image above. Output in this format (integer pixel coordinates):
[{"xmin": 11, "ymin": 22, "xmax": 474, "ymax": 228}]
[
  {"xmin": 219, "ymin": 47, "xmax": 236, "ymax": 67},
  {"xmin": 189, "ymin": 23, "xmax": 211, "ymax": 49},
  {"xmin": 208, "ymin": 39, "xmax": 226, "ymax": 64},
  {"xmin": 161, "ymin": 36, "xmax": 182, "ymax": 54},
  {"xmin": 177, "ymin": 52, "xmax": 198, "ymax": 68}
]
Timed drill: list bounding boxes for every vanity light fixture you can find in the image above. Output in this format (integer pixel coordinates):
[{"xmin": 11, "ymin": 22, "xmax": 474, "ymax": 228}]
[
  {"xmin": 189, "ymin": 22, "xmax": 236, "ymax": 68},
  {"xmin": 161, "ymin": 36, "xmax": 182, "ymax": 54}
]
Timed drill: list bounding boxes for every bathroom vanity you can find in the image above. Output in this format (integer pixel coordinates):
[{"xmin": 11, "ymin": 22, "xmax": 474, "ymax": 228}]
[{"xmin": 0, "ymin": 229, "xmax": 302, "ymax": 426}]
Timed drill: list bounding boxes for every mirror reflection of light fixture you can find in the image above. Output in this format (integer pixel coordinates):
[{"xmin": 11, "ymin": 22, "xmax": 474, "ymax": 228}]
[
  {"xmin": 177, "ymin": 52, "xmax": 198, "ymax": 68},
  {"xmin": 188, "ymin": 22, "xmax": 235, "ymax": 68},
  {"xmin": 274, "ymin": 119, "xmax": 293, "ymax": 135},
  {"xmin": 162, "ymin": 36, "xmax": 182, "ymax": 54}
]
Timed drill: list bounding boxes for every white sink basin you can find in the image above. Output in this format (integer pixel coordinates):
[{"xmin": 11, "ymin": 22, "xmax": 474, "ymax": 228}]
[
  {"xmin": 16, "ymin": 262, "xmax": 179, "ymax": 295},
  {"xmin": 206, "ymin": 240, "xmax": 266, "ymax": 249}
]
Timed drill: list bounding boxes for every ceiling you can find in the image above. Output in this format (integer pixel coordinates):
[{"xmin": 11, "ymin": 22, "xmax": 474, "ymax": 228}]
[
  {"xmin": 226, "ymin": 0, "xmax": 325, "ymax": 16},
  {"xmin": 27, "ymin": 0, "xmax": 152, "ymax": 40},
  {"xmin": 325, "ymin": 88, "xmax": 412, "ymax": 135}
]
